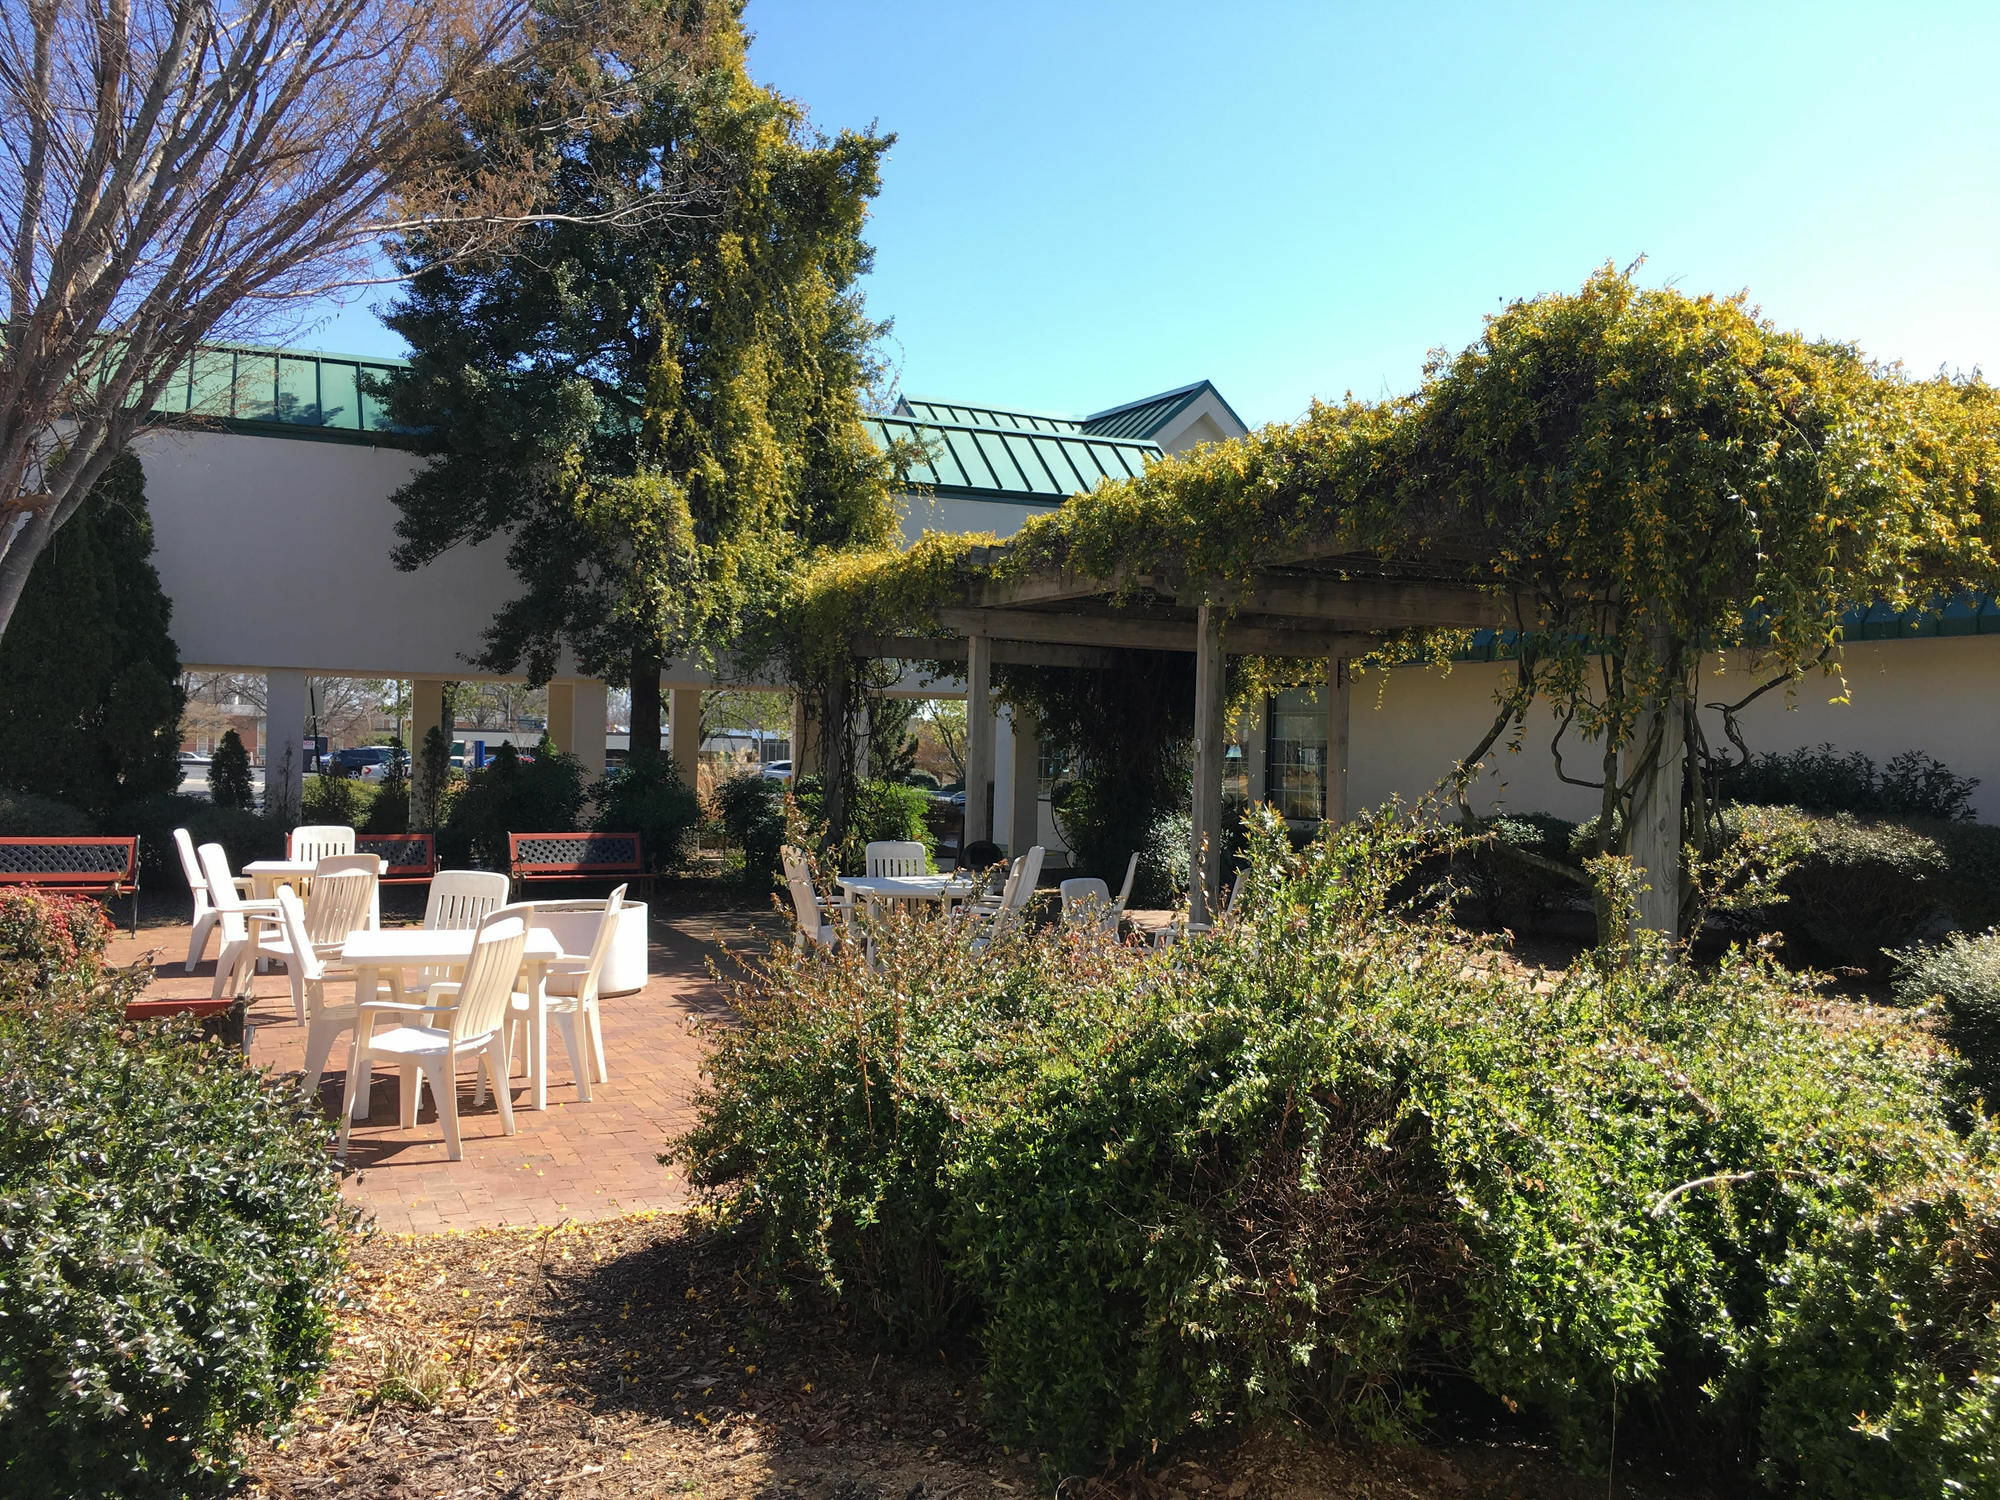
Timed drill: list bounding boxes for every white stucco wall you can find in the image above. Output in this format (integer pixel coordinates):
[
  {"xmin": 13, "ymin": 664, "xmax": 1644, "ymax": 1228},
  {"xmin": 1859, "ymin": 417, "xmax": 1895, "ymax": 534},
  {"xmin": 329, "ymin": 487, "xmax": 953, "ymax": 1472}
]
[
  {"xmin": 1347, "ymin": 635, "xmax": 2000, "ymax": 824},
  {"xmin": 135, "ymin": 427, "xmax": 542, "ymax": 678}
]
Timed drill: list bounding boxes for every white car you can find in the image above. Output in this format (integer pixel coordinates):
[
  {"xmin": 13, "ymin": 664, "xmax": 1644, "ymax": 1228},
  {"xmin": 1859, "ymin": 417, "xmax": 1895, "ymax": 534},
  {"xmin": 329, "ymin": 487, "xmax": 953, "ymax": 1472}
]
[{"xmin": 761, "ymin": 759, "xmax": 793, "ymax": 782}]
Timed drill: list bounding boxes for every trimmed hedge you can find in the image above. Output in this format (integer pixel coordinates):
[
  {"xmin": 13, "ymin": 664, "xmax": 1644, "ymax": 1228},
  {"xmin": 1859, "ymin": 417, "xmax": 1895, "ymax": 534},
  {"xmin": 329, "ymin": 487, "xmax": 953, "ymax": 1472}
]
[
  {"xmin": 105, "ymin": 794, "xmax": 288, "ymax": 892},
  {"xmin": 675, "ymin": 808, "xmax": 1999, "ymax": 1493},
  {"xmin": 1894, "ymin": 929, "xmax": 2000, "ymax": 1108},
  {"xmin": 0, "ymin": 790, "xmax": 96, "ymax": 838}
]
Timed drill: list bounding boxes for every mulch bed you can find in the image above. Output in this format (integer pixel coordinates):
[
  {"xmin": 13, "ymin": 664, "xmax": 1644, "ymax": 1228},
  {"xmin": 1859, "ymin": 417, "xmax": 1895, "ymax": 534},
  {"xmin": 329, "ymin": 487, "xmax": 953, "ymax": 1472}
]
[{"xmin": 246, "ymin": 1213, "xmax": 1708, "ymax": 1500}]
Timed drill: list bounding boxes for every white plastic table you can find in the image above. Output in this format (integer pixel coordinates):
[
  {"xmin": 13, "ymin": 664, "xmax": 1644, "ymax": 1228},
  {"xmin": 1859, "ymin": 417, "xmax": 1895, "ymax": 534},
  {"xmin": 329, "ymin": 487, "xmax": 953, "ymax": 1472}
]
[
  {"xmin": 339, "ymin": 927, "xmax": 567, "ymax": 1116},
  {"xmin": 836, "ymin": 873, "xmax": 981, "ymax": 914},
  {"xmin": 243, "ymin": 856, "xmax": 387, "ymax": 927}
]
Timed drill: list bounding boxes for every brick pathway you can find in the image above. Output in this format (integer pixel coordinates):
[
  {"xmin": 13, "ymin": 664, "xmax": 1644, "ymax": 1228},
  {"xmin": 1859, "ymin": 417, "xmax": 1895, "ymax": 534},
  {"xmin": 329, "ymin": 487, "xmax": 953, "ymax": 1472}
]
[{"xmin": 107, "ymin": 905, "xmax": 782, "ymax": 1235}]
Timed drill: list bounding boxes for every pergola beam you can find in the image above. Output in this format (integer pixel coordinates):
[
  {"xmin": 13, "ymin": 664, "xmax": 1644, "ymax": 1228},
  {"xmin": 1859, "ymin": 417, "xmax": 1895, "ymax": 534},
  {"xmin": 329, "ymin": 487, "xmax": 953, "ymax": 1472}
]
[
  {"xmin": 1202, "ymin": 576, "xmax": 1515, "ymax": 631},
  {"xmin": 851, "ymin": 634, "xmax": 1125, "ymax": 670},
  {"xmin": 935, "ymin": 607, "xmax": 1377, "ymax": 659}
]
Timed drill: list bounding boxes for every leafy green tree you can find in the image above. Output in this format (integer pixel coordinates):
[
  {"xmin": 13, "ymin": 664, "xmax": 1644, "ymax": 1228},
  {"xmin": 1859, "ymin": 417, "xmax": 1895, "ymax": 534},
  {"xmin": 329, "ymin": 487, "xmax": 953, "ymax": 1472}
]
[
  {"xmin": 0, "ymin": 451, "xmax": 182, "ymax": 817},
  {"xmin": 382, "ymin": 7, "xmax": 899, "ymax": 759},
  {"xmin": 208, "ymin": 730, "xmax": 255, "ymax": 810}
]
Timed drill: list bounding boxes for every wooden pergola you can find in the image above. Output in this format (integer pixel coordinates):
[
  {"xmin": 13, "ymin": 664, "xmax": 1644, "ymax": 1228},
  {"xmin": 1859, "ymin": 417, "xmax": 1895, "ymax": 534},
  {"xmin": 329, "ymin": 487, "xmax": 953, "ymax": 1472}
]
[{"xmin": 851, "ymin": 547, "xmax": 1519, "ymax": 923}]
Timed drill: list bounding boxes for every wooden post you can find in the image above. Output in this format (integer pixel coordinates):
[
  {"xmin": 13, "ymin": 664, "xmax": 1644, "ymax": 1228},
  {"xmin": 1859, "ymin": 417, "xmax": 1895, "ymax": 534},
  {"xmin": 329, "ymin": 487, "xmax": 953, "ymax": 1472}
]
[
  {"xmin": 793, "ymin": 692, "xmax": 819, "ymax": 778},
  {"xmin": 546, "ymin": 681, "xmax": 575, "ymax": 754},
  {"xmin": 670, "ymin": 687, "xmax": 701, "ymax": 789},
  {"xmin": 1189, "ymin": 604, "xmax": 1227, "ymax": 926},
  {"xmin": 1009, "ymin": 701, "xmax": 1041, "ymax": 857},
  {"xmin": 965, "ymin": 634, "xmax": 995, "ymax": 845},
  {"xmin": 1326, "ymin": 655, "xmax": 1350, "ymax": 824},
  {"xmin": 1622, "ymin": 695, "xmax": 1684, "ymax": 939}
]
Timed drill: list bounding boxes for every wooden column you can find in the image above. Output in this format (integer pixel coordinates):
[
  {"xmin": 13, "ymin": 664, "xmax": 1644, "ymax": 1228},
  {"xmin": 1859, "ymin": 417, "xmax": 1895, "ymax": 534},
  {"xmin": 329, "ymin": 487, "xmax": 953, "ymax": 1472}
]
[
  {"xmin": 964, "ymin": 634, "xmax": 995, "ymax": 845},
  {"xmin": 546, "ymin": 681, "xmax": 575, "ymax": 754},
  {"xmin": 792, "ymin": 693, "xmax": 819, "ymax": 778},
  {"xmin": 1245, "ymin": 696, "xmax": 1268, "ymax": 806},
  {"xmin": 1622, "ymin": 621, "xmax": 1684, "ymax": 939},
  {"xmin": 572, "ymin": 680, "xmax": 608, "ymax": 780},
  {"xmin": 1326, "ymin": 655, "xmax": 1351, "ymax": 824},
  {"xmin": 670, "ymin": 687, "xmax": 701, "ymax": 789},
  {"xmin": 1189, "ymin": 604, "xmax": 1227, "ymax": 926},
  {"xmin": 1009, "ymin": 701, "xmax": 1041, "ymax": 857}
]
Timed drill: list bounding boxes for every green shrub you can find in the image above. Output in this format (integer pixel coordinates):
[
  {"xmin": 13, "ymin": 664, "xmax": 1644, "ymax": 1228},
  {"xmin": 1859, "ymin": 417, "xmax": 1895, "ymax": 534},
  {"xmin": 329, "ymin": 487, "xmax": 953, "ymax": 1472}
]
[
  {"xmin": 0, "ymin": 889, "xmax": 111, "ymax": 1007},
  {"xmin": 1726, "ymin": 743, "xmax": 1979, "ymax": 822},
  {"xmin": 300, "ymin": 762, "xmax": 374, "ymax": 827},
  {"xmin": 845, "ymin": 780, "xmax": 934, "ymax": 869},
  {"xmin": 207, "ymin": 729, "xmax": 255, "ymax": 811},
  {"xmin": 1456, "ymin": 812, "xmax": 1586, "ymax": 930},
  {"xmin": 716, "ymin": 773, "xmax": 787, "ymax": 891},
  {"xmin": 0, "ymin": 1002, "xmax": 351, "ymax": 1495},
  {"xmin": 591, "ymin": 752, "xmax": 699, "ymax": 873},
  {"xmin": 105, "ymin": 794, "xmax": 287, "ymax": 892},
  {"xmin": 1894, "ymin": 930, "xmax": 2000, "ymax": 1108},
  {"xmin": 0, "ymin": 789, "xmax": 96, "ymax": 837},
  {"xmin": 675, "ymin": 807, "xmax": 1993, "ymax": 1491},
  {"xmin": 362, "ymin": 739, "xmax": 411, "ymax": 834},
  {"xmin": 1052, "ymin": 780, "xmax": 1190, "ymax": 907},
  {"xmin": 440, "ymin": 738, "xmax": 586, "ymax": 868}
]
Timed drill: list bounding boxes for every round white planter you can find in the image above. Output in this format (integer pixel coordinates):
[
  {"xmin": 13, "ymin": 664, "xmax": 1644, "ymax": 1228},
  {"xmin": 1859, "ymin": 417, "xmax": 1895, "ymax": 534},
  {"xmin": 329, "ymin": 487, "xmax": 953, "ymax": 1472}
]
[{"xmin": 528, "ymin": 900, "xmax": 650, "ymax": 995}]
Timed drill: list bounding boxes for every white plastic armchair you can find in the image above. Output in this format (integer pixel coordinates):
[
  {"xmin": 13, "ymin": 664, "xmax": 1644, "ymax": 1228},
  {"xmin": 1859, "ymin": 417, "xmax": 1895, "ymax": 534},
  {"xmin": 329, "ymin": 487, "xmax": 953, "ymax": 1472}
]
[
  {"xmin": 174, "ymin": 827, "xmax": 249, "ymax": 972},
  {"xmin": 965, "ymin": 846, "xmax": 1044, "ymax": 952},
  {"xmin": 242, "ymin": 864, "xmax": 376, "ymax": 1023},
  {"xmin": 267, "ymin": 887, "xmax": 362, "ymax": 1106},
  {"xmin": 509, "ymin": 885, "xmax": 625, "ymax": 1102},
  {"xmin": 337, "ymin": 907, "xmax": 531, "ymax": 1163},
  {"xmin": 201, "ymin": 843, "xmax": 281, "ymax": 1000},
  {"xmin": 385, "ymin": 870, "xmax": 511, "ymax": 1004},
  {"xmin": 864, "ymin": 840, "xmax": 927, "ymax": 877},
  {"xmin": 781, "ymin": 845, "xmax": 842, "ymax": 953},
  {"xmin": 288, "ymin": 825, "xmax": 356, "ymax": 863},
  {"xmin": 1060, "ymin": 877, "xmax": 1115, "ymax": 934}
]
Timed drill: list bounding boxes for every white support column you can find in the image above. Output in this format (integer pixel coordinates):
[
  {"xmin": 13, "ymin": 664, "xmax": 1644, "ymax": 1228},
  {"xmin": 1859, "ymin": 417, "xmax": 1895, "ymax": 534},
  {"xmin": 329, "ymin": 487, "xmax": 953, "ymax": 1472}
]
[
  {"xmin": 964, "ymin": 634, "xmax": 995, "ymax": 846},
  {"xmin": 1009, "ymin": 701, "xmax": 1041, "ymax": 860},
  {"xmin": 573, "ymin": 679, "xmax": 608, "ymax": 780},
  {"xmin": 1189, "ymin": 605, "xmax": 1227, "ymax": 926},
  {"xmin": 670, "ymin": 687, "xmax": 701, "ymax": 789},
  {"xmin": 546, "ymin": 681, "xmax": 576, "ymax": 754},
  {"xmin": 408, "ymin": 677, "xmax": 447, "ymax": 826},
  {"xmin": 1326, "ymin": 656, "xmax": 1351, "ymax": 824},
  {"xmin": 993, "ymin": 707, "xmax": 1015, "ymax": 851},
  {"xmin": 264, "ymin": 668, "xmax": 308, "ymax": 822}
]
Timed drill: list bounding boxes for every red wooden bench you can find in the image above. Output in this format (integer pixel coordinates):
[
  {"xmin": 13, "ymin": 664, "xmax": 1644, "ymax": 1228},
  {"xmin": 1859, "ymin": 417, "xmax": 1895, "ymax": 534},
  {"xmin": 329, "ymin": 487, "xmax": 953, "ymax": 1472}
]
[
  {"xmin": 0, "ymin": 836, "xmax": 141, "ymax": 934},
  {"xmin": 508, "ymin": 832, "xmax": 644, "ymax": 891},
  {"xmin": 356, "ymin": 832, "xmax": 436, "ymax": 885},
  {"xmin": 124, "ymin": 995, "xmax": 252, "ymax": 1051}
]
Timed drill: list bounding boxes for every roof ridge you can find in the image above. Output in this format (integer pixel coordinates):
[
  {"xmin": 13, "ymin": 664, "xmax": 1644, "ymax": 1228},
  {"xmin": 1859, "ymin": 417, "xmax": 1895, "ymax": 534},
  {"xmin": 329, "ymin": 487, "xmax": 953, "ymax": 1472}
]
[
  {"xmin": 873, "ymin": 413, "xmax": 1162, "ymax": 451},
  {"xmin": 897, "ymin": 393, "xmax": 1081, "ymax": 423},
  {"xmin": 1081, "ymin": 379, "xmax": 1214, "ymax": 422}
]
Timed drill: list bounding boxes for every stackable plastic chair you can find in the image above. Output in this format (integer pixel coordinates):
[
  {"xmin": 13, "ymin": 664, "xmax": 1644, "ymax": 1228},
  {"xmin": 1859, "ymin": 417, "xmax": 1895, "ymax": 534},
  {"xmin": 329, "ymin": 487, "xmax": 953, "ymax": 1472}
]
[
  {"xmin": 337, "ymin": 906, "xmax": 532, "ymax": 1163},
  {"xmin": 506, "ymin": 885, "xmax": 625, "ymax": 1103},
  {"xmin": 964, "ymin": 846, "xmax": 1044, "ymax": 952},
  {"xmin": 1061, "ymin": 852, "xmax": 1139, "ymax": 936},
  {"xmin": 174, "ymin": 827, "xmax": 249, "ymax": 972},
  {"xmin": 288, "ymin": 825, "xmax": 356, "ymax": 863},
  {"xmin": 239, "ymin": 863, "xmax": 377, "ymax": 1023},
  {"xmin": 383, "ymin": 869, "xmax": 511, "ymax": 1005},
  {"xmin": 864, "ymin": 840, "xmax": 927, "ymax": 877},
  {"xmin": 782, "ymin": 845, "xmax": 842, "ymax": 953},
  {"xmin": 201, "ymin": 842, "xmax": 281, "ymax": 1000}
]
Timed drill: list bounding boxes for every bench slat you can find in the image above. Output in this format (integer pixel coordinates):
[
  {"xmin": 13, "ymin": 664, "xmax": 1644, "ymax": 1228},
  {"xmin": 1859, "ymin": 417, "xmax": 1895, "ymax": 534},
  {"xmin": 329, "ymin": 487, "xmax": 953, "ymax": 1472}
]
[{"xmin": 508, "ymin": 832, "xmax": 644, "ymax": 880}]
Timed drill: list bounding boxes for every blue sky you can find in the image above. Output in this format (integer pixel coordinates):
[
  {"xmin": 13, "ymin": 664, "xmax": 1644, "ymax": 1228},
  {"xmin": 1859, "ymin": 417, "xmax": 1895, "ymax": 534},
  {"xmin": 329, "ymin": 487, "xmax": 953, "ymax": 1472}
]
[{"xmin": 308, "ymin": 1, "xmax": 2000, "ymax": 429}]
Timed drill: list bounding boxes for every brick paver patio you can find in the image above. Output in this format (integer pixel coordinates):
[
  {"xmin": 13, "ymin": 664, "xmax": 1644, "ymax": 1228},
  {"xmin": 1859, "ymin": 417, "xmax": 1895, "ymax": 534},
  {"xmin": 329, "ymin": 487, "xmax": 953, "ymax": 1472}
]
[{"xmin": 107, "ymin": 904, "xmax": 780, "ymax": 1235}]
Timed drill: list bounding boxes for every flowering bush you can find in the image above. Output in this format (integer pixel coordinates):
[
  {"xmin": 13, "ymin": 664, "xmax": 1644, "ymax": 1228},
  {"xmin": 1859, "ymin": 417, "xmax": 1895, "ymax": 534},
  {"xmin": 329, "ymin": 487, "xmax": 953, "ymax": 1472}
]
[
  {"xmin": 674, "ymin": 808, "xmax": 1998, "ymax": 1493},
  {"xmin": 0, "ymin": 887, "xmax": 111, "ymax": 1007}
]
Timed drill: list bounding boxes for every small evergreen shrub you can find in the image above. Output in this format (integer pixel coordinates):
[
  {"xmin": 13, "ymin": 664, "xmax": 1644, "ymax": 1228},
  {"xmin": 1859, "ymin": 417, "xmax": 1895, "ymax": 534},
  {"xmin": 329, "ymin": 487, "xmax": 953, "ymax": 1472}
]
[
  {"xmin": 716, "ymin": 773, "xmax": 787, "ymax": 891},
  {"xmin": 300, "ymin": 761, "xmax": 374, "ymax": 827},
  {"xmin": 362, "ymin": 739, "xmax": 411, "ymax": 834},
  {"xmin": 207, "ymin": 729, "xmax": 255, "ymax": 810},
  {"xmin": 440, "ymin": 739, "xmax": 586, "ymax": 868},
  {"xmin": 1725, "ymin": 743, "xmax": 1979, "ymax": 822},
  {"xmin": 844, "ymin": 780, "xmax": 934, "ymax": 869},
  {"xmin": 0, "ymin": 889, "xmax": 111, "ymax": 1007},
  {"xmin": 0, "ymin": 1001, "xmax": 351, "ymax": 1495},
  {"xmin": 0, "ymin": 789, "xmax": 96, "ymax": 837},
  {"xmin": 1894, "ymin": 929, "xmax": 2000, "ymax": 1107},
  {"xmin": 591, "ymin": 751, "xmax": 699, "ymax": 873}
]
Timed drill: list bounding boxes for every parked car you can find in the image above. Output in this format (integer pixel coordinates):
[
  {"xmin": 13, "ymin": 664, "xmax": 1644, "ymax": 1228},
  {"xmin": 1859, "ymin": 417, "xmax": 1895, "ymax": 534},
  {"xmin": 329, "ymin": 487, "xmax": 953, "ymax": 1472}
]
[
  {"xmin": 761, "ymin": 759, "xmax": 794, "ymax": 782},
  {"xmin": 177, "ymin": 750, "xmax": 211, "ymax": 770}
]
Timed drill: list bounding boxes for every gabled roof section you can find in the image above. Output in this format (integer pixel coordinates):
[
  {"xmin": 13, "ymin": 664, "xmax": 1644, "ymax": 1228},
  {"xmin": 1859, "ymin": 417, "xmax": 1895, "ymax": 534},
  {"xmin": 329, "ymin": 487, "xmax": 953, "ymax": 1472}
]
[
  {"xmin": 893, "ymin": 395, "xmax": 1082, "ymax": 434},
  {"xmin": 1082, "ymin": 379, "xmax": 1247, "ymax": 441},
  {"xmin": 868, "ymin": 415, "xmax": 1160, "ymax": 503}
]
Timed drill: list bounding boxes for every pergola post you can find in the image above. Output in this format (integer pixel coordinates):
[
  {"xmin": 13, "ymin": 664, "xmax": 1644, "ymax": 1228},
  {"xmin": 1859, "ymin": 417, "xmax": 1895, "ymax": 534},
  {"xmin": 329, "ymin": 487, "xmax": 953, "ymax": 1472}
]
[
  {"xmin": 792, "ymin": 692, "xmax": 819, "ymax": 778},
  {"xmin": 1009, "ymin": 701, "xmax": 1041, "ymax": 856},
  {"xmin": 263, "ymin": 668, "xmax": 307, "ymax": 822},
  {"xmin": 409, "ymin": 676, "xmax": 446, "ymax": 827},
  {"xmin": 1326, "ymin": 655, "xmax": 1350, "ymax": 824},
  {"xmin": 1622, "ymin": 643, "xmax": 1685, "ymax": 939},
  {"xmin": 1189, "ymin": 604, "xmax": 1227, "ymax": 925},
  {"xmin": 670, "ymin": 687, "xmax": 701, "ymax": 788},
  {"xmin": 964, "ymin": 633, "xmax": 995, "ymax": 846}
]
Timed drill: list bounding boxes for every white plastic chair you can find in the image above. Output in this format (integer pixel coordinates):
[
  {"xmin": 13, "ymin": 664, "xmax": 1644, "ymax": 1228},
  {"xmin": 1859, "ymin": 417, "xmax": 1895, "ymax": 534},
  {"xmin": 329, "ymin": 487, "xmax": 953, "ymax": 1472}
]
[
  {"xmin": 1062, "ymin": 853, "xmax": 1139, "ymax": 936},
  {"xmin": 270, "ymin": 886, "xmax": 362, "ymax": 1105},
  {"xmin": 174, "ymin": 827, "xmax": 249, "ymax": 972},
  {"xmin": 508, "ymin": 885, "xmax": 625, "ymax": 1102},
  {"xmin": 864, "ymin": 840, "xmax": 927, "ymax": 878},
  {"xmin": 336, "ymin": 906, "xmax": 531, "ymax": 1163},
  {"xmin": 201, "ymin": 843, "xmax": 281, "ymax": 1000},
  {"xmin": 965, "ymin": 846, "xmax": 1044, "ymax": 952},
  {"xmin": 384, "ymin": 870, "xmax": 511, "ymax": 1004},
  {"xmin": 782, "ymin": 845, "xmax": 841, "ymax": 952},
  {"xmin": 288, "ymin": 825, "xmax": 356, "ymax": 863},
  {"xmin": 240, "ymin": 862, "xmax": 377, "ymax": 1023},
  {"xmin": 1163, "ymin": 867, "xmax": 1249, "ymax": 947}
]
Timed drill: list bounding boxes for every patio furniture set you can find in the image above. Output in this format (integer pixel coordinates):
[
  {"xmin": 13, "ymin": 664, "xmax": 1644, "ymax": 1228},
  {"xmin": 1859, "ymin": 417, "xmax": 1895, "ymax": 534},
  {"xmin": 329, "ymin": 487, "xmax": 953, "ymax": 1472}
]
[{"xmin": 170, "ymin": 824, "xmax": 631, "ymax": 1162}]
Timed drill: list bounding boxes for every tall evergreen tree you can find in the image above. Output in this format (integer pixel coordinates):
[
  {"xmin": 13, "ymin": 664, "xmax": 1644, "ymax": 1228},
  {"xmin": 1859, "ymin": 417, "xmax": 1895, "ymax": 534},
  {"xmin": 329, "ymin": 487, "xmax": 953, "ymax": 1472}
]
[
  {"xmin": 0, "ymin": 451, "xmax": 183, "ymax": 817},
  {"xmin": 382, "ymin": 3, "xmax": 899, "ymax": 753}
]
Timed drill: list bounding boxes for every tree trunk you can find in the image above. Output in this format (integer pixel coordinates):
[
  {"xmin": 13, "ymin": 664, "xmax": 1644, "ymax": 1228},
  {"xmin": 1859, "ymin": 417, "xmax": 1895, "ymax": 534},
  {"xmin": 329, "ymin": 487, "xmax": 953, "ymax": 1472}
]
[{"xmin": 629, "ymin": 647, "xmax": 663, "ymax": 762}]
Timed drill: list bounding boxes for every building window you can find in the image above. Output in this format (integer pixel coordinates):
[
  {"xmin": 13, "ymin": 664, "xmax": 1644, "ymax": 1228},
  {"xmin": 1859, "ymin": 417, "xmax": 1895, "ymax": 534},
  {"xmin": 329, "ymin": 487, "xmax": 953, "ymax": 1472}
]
[{"xmin": 1267, "ymin": 687, "xmax": 1326, "ymax": 821}]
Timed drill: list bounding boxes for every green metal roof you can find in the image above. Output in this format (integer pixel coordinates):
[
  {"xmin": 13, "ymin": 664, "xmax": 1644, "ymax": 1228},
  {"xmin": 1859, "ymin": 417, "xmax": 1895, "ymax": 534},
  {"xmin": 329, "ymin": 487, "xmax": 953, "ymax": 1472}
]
[
  {"xmin": 869, "ymin": 414, "xmax": 1160, "ymax": 502},
  {"xmin": 893, "ymin": 396, "xmax": 1082, "ymax": 434},
  {"xmin": 1082, "ymin": 379, "xmax": 1246, "ymax": 441},
  {"xmin": 151, "ymin": 343, "xmax": 411, "ymax": 442}
]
